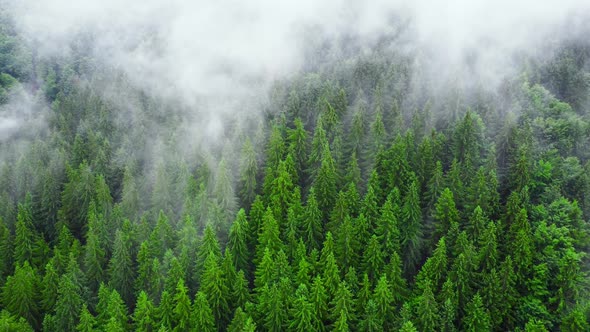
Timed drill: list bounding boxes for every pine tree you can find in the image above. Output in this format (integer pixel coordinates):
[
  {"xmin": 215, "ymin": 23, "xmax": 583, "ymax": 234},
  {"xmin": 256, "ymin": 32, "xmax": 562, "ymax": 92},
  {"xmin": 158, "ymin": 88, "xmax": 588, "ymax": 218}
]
[
  {"xmin": 385, "ymin": 251, "xmax": 407, "ymax": 305},
  {"xmin": 133, "ymin": 291, "xmax": 156, "ymax": 332},
  {"xmin": 333, "ymin": 309, "xmax": 350, "ymax": 332},
  {"xmin": 254, "ymin": 247, "xmax": 275, "ymax": 290},
  {"xmin": 301, "ymin": 188, "xmax": 323, "ymax": 251},
  {"xmin": 362, "ymin": 235, "xmax": 384, "ymax": 281},
  {"xmin": 375, "ymin": 192, "xmax": 401, "ymax": 259},
  {"xmin": 335, "ymin": 215, "xmax": 359, "ymax": 273},
  {"xmin": 323, "ymin": 251, "xmax": 341, "ymax": 298},
  {"xmin": 328, "ymin": 190, "xmax": 349, "ymax": 235},
  {"xmin": 372, "ymin": 275, "xmax": 393, "ymax": 330},
  {"xmin": 400, "ymin": 178, "xmax": 423, "ymax": 273},
  {"xmin": 76, "ymin": 304, "xmax": 96, "ymax": 332},
  {"xmin": 13, "ymin": 203, "xmax": 35, "ymax": 266},
  {"xmin": 399, "ymin": 320, "xmax": 418, "ymax": 332},
  {"xmin": 329, "ymin": 281, "xmax": 356, "ymax": 328},
  {"xmin": 416, "ymin": 280, "xmax": 440, "ymax": 331},
  {"xmin": 60, "ymin": 162, "xmax": 95, "ymax": 237},
  {"xmin": 163, "ymin": 254, "xmax": 184, "ymax": 296},
  {"xmin": 151, "ymin": 162, "xmax": 174, "ymax": 218},
  {"xmin": 462, "ymin": 293, "xmax": 491, "ymax": 332},
  {"xmin": 344, "ymin": 152, "xmax": 362, "ymax": 192},
  {"xmin": 232, "ymin": 270, "xmax": 250, "ymax": 309},
  {"xmin": 176, "ymin": 215, "xmax": 198, "ymax": 291},
  {"xmin": 259, "ymin": 284, "xmax": 288, "ymax": 332},
  {"xmin": 2, "ymin": 261, "xmax": 39, "ymax": 328},
  {"xmin": 289, "ymin": 284, "xmax": 316, "ymax": 332},
  {"xmin": 201, "ymin": 252, "xmax": 229, "ymax": 327},
  {"xmin": 263, "ymin": 124, "xmax": 286, "ymax": 199},
  {"xmin": 314, "ymin": 144, "xmax": 337, "ymax": 217},
  {"xmin": 195, "ymin": 224, "xmax": 222, "ymax": 279},
  {"xmin": 287, "ymin": 117, "xmax": 308, "ymax": 185},
  {"xmin": 158, "ymin": 290, "xmax": 174, "ymax": 330},
  {"xmin": 434, "ymin": 188, "xmax": 460, "ymax": 242},
  {"xmin": 0, "ymin": 217, "xmax": 12, "ymax": 281},
  {"xmin": 135, "ymin": 241, "xmax": 160, "ymax": 300},
  {"xmin": 269, "ymin": 160, "xmax": 294, "ymax": 224},
  {"xmin": 108, "ymin": 228, "xmax": 134, "ymax": 306},
  {"xmin": 310, "ymin": 276, "xmax": 328, "ymax": 331},
  {"xmin": 359, "ymin": 299, "xmax": 382, "ymax": 332},
  {"xmin": 369, "ymin": 110, "xmax": 387, "ymax": 164},
  {"xmin": 228, "ymin": 209, "xmax": 250, "ymax": 274},
  {"xmin": 239, "ymin": 138, "xmax": 258, "ymax": 207},
  {"xmin": 105, "ymin": 289, "xmax": 128, "ymax": 330},
  {"xmin": 54, "ymin": 274, "xmax": 83, "ymax": 332},
  {"xmin": 416, "ymin": 237, "xmax": 448, "ymax": 291},
  {"xmin": 509, "ymin": 208, "xmax": 533, "ymax": 287},
  {"xmin": 120, "ymin": 163, "xmax": 140, "ymax": 220},
  {"xmin": 426, "ymin": 161, "xmax": 444, "ymax": 210},
  {"xmin": 256, "ymin": 208, "xmax": 284, "ymax": 263},
  {"xmin": 172, "ymin": 279, "xmax": 191, "ymax": 331},
  {"xmin": 361, "ymin": 184, "xmax": 379, "ymax": 230},
  {"xmin": 41, "ymin": 261, "xmax": 60, "ymax": 312},
  {"xmin": 192, "ymin": 291, "xmax": 216, "ymax": 332},
  {"xmin": 84, "ymin": 212, "xmax": 105, "ymax": 293},
  {"xmin": 478, "ymin": 221, "xmax": 498, "ymax": 272}
]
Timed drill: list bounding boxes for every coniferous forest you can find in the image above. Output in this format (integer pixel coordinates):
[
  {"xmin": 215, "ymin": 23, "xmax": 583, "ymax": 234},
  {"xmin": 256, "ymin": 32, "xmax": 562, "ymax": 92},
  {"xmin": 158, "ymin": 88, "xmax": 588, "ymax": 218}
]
[{"xmin": 0, "ymin": 5, "xmax": 589, "ymax": 332}]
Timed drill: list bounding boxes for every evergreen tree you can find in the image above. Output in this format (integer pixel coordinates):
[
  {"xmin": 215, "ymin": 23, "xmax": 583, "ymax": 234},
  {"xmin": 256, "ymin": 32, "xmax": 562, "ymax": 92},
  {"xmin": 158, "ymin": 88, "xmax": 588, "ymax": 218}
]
[
  {"xmin": 239, "ymin": 138, "xmax": 258, "ymax": 207},
  {"xmin": 201, "ymin": 252, "xmax": 229, "ymax": 327},
  {"xmin": 375, "ymin": 192, "xmax": 401, "ymax": 259},
  {"xmin": 314, "ymin": 144, "xmax": 337, "ymax": 217},
  {"xmin": 172, "ymin": 279, "xmax": 191, "ymax": 331},
  {"xmin": 54, "ymin": 273, "xmax": 83, "ymax": 332},
  {"xmin": 372, "ymin": 275, "xmax": 393, "ymax": 330},
  {"xmin": 329, "ymin": 281, "xmax": 356, "ymax": 329},
  {"xmin": 362, "ymin": 235, "xmax": 384, "ymax": 281},
  {"xmin": 401, "ymin": 178, "xmax": 423, "ymax": 273},
  {"xmin": 416, "ymin": 280, "xmax": 440, "ymax": 331},
  {"xmin": 310, "ymin": 276, "xmax": 328, "ymax": 331},
  {"xmin": 287, "ymin": 117, "xmax": 308, "ymax": 185},
  {"xmin": 228, "ymin": 209, "xmax": 250, "ymax": 274},
  {"xmin": 301, "ymin": 188, "xmax": 323, "ymax": 251},
  {"xmin": 358, "ymin": 299, "xmax": 382, "ymax": 332},
  {"xmin": 76, "ymin": 304, "xmax": 96, "ymax": 332},
  {"xmin": 193, "ymin": 291, "xmax": 216, "ymax": 332},
  {"xmin": 434, "ymin": 188, "xmax": 460, "ymax": 242},
  {"xmin": 133, "ymin": 291, "xmax": 156, "ymax": 332},
  {"xmin": 289, "ymin": 284, "xmax": 317, "ymax": 332},
  {"xmin": 462, "ymin": 293, "xmax": 491, "ymax": 332},
  {"xmin": 83, "ymin": 212, "xmax": 105, "ymax": 293},
  {"xmin": 158, "ymin": 290, "xmax": 174, "ymax": 330},
  {"xmin": 108, "ymin": 228, "xmax": 134, "ymax": 306},
  {"xmin": 13, "ymin": 204, "xmax": 35, "ymax": 266},
  {"xmin": 1, "ymin": 262, "xmax": 39, "ymax": 328},
  {"xmin": 105, "ymin": 289, "xmax": 128, "ymax": 331},
  {"xmin": 41, "ymin": 261, "xmax": 60, "ymax": 313}
]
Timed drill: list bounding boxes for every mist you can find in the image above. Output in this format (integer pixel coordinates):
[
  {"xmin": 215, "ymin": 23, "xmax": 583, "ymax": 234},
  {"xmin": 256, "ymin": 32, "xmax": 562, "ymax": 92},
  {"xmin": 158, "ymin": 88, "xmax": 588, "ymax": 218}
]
[
  {"xmin": 5, "ymin": 0, "xmax": 589, "ymax": 119},
  {"xmin": 1, "ymin": 0, "xmax": 589, "ymax": 205}
]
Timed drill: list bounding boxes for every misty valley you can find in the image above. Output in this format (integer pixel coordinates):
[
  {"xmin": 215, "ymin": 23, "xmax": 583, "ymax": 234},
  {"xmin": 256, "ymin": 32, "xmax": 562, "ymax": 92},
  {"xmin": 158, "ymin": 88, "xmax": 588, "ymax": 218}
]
[{"xmin": 0, "ymin": 1, "xmax": 589, "ymax": 332}]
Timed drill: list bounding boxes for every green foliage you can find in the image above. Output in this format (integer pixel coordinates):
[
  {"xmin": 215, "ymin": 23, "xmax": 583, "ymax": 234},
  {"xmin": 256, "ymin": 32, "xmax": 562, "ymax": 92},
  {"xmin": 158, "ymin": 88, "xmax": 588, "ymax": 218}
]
[
  {"xmin": 0, "ymin": 29, "xmax": 588, "ymax": 332},
  {"xmin": 1, "ymin": 262, "xmax": 39, "ymax": 328}
]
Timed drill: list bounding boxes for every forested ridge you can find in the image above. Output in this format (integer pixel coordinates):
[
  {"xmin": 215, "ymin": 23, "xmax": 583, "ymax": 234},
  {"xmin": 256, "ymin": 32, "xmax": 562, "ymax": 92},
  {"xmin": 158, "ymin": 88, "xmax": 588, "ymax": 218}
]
[{"xmin": 0, "ymin": 11, "xmax": 589, "ymax": 332}]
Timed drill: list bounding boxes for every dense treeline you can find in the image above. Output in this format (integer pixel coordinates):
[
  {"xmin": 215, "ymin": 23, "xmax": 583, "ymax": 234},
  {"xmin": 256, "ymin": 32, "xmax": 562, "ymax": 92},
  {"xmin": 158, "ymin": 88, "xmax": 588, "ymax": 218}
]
[{"xmin": 0, "ymin": 15, "xmax": 589, "ymax": 332}]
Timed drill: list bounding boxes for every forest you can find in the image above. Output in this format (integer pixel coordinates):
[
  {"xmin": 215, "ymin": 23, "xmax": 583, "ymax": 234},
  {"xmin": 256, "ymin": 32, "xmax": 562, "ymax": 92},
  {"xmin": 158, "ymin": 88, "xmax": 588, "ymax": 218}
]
[{"xmin": 0, "ymin": 4, "xmax": 589, "ymax": 332}]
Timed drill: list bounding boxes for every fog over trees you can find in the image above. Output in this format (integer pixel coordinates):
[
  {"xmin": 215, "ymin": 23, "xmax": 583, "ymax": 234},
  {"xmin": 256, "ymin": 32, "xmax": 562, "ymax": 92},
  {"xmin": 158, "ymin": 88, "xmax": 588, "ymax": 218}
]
[{"xmin": 0, "ymin": 1, "xmax": 589, "ymax": 331}]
